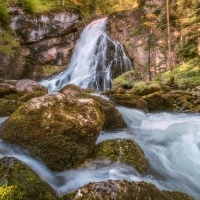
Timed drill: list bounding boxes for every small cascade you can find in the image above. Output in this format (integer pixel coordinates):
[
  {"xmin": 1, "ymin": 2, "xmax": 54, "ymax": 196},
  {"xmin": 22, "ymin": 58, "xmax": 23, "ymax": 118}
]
[{"xmin": 41, "ymin": 18, "xmax": 132, "ymax": 92}]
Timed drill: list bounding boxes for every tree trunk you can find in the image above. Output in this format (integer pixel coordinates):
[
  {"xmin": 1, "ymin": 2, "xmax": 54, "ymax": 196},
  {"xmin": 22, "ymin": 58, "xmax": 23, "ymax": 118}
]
[{"xmin": 166, "ymin": 0, "xmax": 173, "ymax": 70}]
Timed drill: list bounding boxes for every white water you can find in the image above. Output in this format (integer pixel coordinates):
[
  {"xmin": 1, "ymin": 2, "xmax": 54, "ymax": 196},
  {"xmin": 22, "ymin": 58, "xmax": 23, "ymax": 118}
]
[
  {"xmin": 1, "ymin": 109, "xmax": 200, "ymax": 199},
  {"xmin": 40, "ymin": 18, "xmax": 132, "ymax": 92}
]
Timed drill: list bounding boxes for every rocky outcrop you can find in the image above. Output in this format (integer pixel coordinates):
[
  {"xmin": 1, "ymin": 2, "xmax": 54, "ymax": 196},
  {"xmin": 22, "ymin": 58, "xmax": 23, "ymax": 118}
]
[
  {"xmin": 108, "ymin": 6, "xmax": 169, "ymax": 81},
  {"xmin": 63, "ymin": 180, "xmax": 193, "ymax": 200},
  {"xmin": 0, "ymin": 93, "xmax": 105, "ymax": 171},
  {"xmin": 0, "ymin": 157, "xmax": 56, "ymax": 200},
  {"xmin": 9, "ymin": 6, "xmax": 82, "ymax": 68},
  {"xmin": 93, "ymin": 139, "xmax": 149, "ymax": 174}
]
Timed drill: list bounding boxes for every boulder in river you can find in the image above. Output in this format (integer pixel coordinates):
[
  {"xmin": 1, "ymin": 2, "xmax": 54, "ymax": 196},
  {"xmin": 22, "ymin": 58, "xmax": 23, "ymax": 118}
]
[
  {"xmin": 0, "ymin": 93, "xmax": 105, "ymax": 171},
  {"xmin": 93, "ymin": 139, "xmax": 149, "ymax": 174},
  {"xmin": 0, "ymin": 157, "xmax": 56, "ymax": 200},
  {"xmin": 63, "ymin": 180, "xmax": 193, "ymax": 200}
]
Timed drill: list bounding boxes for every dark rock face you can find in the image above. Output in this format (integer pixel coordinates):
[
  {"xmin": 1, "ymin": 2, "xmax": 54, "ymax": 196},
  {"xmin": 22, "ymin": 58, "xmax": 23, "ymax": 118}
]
[
  {"xmin": 0, "ymin": 157, "xmax": 56, "ymax": 200},
  {"xmin": 0, "ymin": 93, "xmax": 105, "ymax": 171},
  {"xmin": 9, "ymin": 6, "xmax": 82, "ymax": 66},
  {"xmin": 93, "ymin": 139, "xmax": 149, "ymax": 174},
  {"xmin": 63, "ymin": 180, "xmax": 193, "ymax": 200}
]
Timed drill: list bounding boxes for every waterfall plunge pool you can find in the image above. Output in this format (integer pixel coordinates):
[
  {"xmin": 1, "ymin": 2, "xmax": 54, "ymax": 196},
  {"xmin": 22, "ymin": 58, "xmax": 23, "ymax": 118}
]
[{"xmin": 0, "ymin": 108, "xmax": 200, "ymax": 199}]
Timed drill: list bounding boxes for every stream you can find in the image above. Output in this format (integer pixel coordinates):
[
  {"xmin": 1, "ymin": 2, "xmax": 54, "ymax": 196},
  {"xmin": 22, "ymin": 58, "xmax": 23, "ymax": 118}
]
[{"xmin": 0, "ymin": 108, "xmax": 200, "ymax": 199}]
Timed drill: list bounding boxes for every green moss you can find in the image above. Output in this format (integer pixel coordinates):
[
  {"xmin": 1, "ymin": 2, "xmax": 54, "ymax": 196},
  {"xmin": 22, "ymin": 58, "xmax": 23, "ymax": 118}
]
[
  {"xmin": 93, "ymin": 139, "xmax": 149, "ymax": 174},
  {"xmin": 0, "ymin": 30, "xmax": 20, "ymax": 55},
  {"xmin": 0, "ymin": 157, "xmax": 56, "ymax": 200},
  {"xmin": 0, "ymin": 94, "xmax": 105, "ymax": 171},
  {"xmin": 113, "ymin": 71, "xmax": 137, "ymax": 89}
]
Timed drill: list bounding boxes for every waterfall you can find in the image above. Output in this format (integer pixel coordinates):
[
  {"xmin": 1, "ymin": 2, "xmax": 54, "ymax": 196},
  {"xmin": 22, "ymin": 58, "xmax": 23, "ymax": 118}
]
[{"xmin": 40, "ymin": 18, "xmax": 132, "ymax": 92}]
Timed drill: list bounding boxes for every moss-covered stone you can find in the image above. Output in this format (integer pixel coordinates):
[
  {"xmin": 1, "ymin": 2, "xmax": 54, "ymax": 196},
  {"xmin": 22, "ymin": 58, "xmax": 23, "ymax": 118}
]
[
  {"xmin": 109, "ymin": 94, "xmax": 149, "ymax": 112},
  {"xmin": 0, "ymin": 93, "xmax": 104, "ymax": 171},
  {"xmin": 62, "ymin": 180, "xmax": 193, "ymax": 200},
  {"xmin": 89, "ymin": 96, "xmax": 127, "ymax": 130},
  {"xmin": 93, "ymin": 139, "xmax": 148, "ymax": 174},
  {"xmin": 0, "ymin": 157, "xmax": 56, "ymax": 200},
  {"xmin": 0, "ymin": 83, "xmax": 17, "ymax": 97},
  {"xmin": 143, "ymin": 92, "xmax": 175, "ymax": 112},
  {"xmin": 0, "ymin": 98, "xmax": 23, "ymax": 117}
]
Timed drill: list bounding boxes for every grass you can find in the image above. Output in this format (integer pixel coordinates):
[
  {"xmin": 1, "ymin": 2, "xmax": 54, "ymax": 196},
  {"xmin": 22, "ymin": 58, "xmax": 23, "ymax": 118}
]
[{"xmin": 153, "ymin": 58, "xmax": 200, "ymax": 87}]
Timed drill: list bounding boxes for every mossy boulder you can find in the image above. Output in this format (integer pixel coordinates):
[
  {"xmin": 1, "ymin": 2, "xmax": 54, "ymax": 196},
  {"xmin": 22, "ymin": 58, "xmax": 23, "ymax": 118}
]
[
  {"xmin": 93, "ymin": 139, "xmax": 148, "ymax": 174},
  {"xmin": 0, "ymin": 93, "xmax": 105, "ymax": 171},
  {"xmin": 0, "ymin": 157, "xmax": 56, "ymax": 200},
  {"xmin": 109, "ymin": 94, "xmax": 149, "ymax": 112},
  {"xmin": 143, "ymin": 92, "xmax": 175, "ymax": 112},
  {"xmin": 130, "ymin": 82, "xmax": 162, "ymax": 96},
  {"xmin": 89, "ymin": 96, "xmax": 127, "ymax": 130},
  {"xmin": 18, "ymin": 91, "xmax": 47, "ymax": 102},
  {"xmin": 63, "ymin": 88, "xmax": 127, "ymax": 131},
  {"xmin": 63, "ymin": 180, "xmax": 193, "ymax": 200}
]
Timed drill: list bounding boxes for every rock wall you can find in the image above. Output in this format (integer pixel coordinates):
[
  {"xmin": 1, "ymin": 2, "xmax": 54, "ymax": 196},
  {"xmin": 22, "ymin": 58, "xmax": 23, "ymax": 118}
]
[
  {"xmin": 9, "ymin": 6, "xmax": 83, "ymax": 67},
  {"xmin": 108, "ymin": 7, "xmax": 168, "ymax": 81}
]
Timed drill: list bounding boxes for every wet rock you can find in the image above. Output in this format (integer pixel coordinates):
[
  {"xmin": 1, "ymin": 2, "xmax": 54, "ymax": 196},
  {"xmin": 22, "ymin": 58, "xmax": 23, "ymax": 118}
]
[
  {"xmin": 0, "ymin": 157, "xmax": 56, "ymax": 200},
  {"xmin": 15, "ymin": 79, "xmax": 48, "ymax": 95},
  {"xmin": 63, "ymin": 180, "xmax": 193, "ymax": 200},
  {"xmin": 0, "ymin": 93, "xmax": 105, "ymax": 171},
  {"xmin": 93, "ymin": 139, "xmax": 149, "ymax": 174}
]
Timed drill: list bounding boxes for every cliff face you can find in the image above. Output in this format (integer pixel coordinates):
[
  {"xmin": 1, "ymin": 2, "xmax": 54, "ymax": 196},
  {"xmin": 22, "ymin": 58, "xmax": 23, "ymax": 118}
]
[
  {"xmin": 108, "ymin": 0, "xmax": 173, "ymax": 81},
  {"xmin": 9, "ymin": 6, "xmax": 83, "ymax": 67}
]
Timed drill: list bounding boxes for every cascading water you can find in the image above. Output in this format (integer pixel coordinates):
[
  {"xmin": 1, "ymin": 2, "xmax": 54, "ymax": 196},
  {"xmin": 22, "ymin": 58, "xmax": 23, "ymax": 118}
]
[
  {"xmin": 1, "ymin": 109, "xmax": 200, "ymax": 199},
  {"xmin": 40, "ymin": 18, "xmax": 132, "ymax": 92}
]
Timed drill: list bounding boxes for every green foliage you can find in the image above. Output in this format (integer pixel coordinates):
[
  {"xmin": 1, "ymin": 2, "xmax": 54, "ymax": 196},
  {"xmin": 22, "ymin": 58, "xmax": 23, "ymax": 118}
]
[
  {"xmin": 154, "ymin": 59, "xmax": 200, "ymax": 88},
  {"xmin": 0, "ymin": 0, "xmax": 9, "ymax": 26},
  {"xmin": 0, "ymin": 30, "xmax": 20, "ymax": 55}
]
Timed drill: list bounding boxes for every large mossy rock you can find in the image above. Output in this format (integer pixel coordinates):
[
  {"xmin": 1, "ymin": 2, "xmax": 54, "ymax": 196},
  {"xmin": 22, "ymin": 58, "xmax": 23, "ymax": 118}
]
[
  {"xmin": 60, "ymin": 84, "xmax": 127, "ymax": 131},
  {"xmin": 109, "ymin": 94, "xmax": 149, "ymax": 112},
  {"xmin": 93, "ymin": 139, "xmax": 148, "ymax": 174},
  {"xmin": 63, "ymin": 180, "xmax": 193, "ymax": 200},
  {"xmin": 0, "ymin": 157, "xmax": 56, "ymax": 200},
  {"xmin": 0, "ymin": 93, "xmax": 105, "ymax": 171}
]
